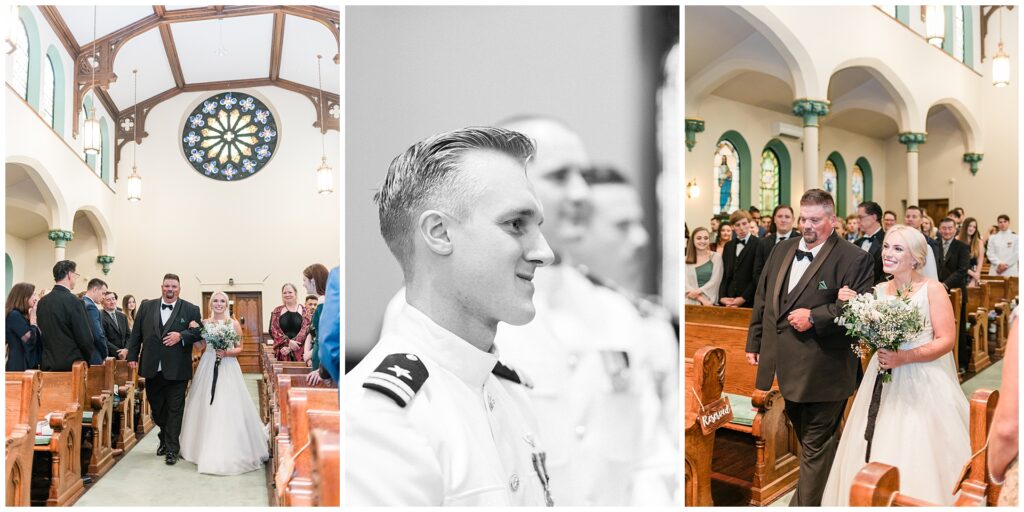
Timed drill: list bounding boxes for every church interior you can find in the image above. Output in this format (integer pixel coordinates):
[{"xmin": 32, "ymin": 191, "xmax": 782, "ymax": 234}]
[
  {"xmin": 5, "ymin": 4, "xmax": 340, "ymax": 506},
  {"xmin": 684, "ymin": 5, "xmax": 1018, "ymax": 507}
]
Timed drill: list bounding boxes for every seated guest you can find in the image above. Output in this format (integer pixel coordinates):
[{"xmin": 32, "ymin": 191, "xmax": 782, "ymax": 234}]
[
  {"xmin": 122, "ymin": 294, "xmax": 138, "ymax": 331},
  {"xmin": 685, "ymin": 227, "xmax": 722, "ymax": 306},
  {"xmin": 844, "ymin": 214, "xmax": 859, "ymax": 242},
  {"xmin": 882, "ymin": 210, "xmax": 898, "ymax": 231},
  {"xmin": 81, "ymin": 278, "xmax": 110, "ymax": 364},
  {"xmin": 958, "ymin": 216, "xmax": 986, "ymax": 286},
  {"xmin": 936, "ymin": 217, "xmax": 971, "ymax": 372},
  {"xmin": 855, "ymin": 201, "xmax": 886, "ymax": 284},
  {"xmin": 269, "ymin": 283, "xmax": 311, "ymax": 362},
  {"xmin": 712, "ymin": 222, "xmax": 732, "ymax": 254},
  {"xmin": 5, "ymin": 283, "xmax": 41, "ymax": 371},
  {"xmin": 101, "ymin": 291, "xmax": 130, "ymax": 360},
  {"xmin": 753, "ymin": 204, "xmax": 796, "ymax": 282},
  {"xmin": 987, "ymin": 214, "xmax": 1019, "ymax": 276},
  {"xmin": 718, "ymin": 210, "xmax": 756, "ymax": 307},
  {"xmin": 37, "ymin": 260, "xmax": 95, "ymax": 371}
]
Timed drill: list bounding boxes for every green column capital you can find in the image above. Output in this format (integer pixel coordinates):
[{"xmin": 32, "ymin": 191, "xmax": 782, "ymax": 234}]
[
  {"xmin": 97, "ymin": 255, "xmax": 115, "ymax": 275},
  {"xmin": 684, "ymin": 118, "xmax": 705, "ymax": 152},
  {"xmin": 898, "ymin": 132, "xmax": 927, "ymax": 152},
  {"xmin": 963, "ymin": 153, "xmax": 983, "ymax": 175},
  {"xmin": 47, "ymin": 229, "xmax": 74, "ymax": 249},
  {"xmin": 792, "ymin": 99, "xmax": 830, "ymax": 127}
]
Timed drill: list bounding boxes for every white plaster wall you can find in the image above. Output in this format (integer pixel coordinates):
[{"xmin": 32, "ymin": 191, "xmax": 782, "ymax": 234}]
[{"xmin": 6, "ymin": 235, "xmax": 27, "ymax": 285}]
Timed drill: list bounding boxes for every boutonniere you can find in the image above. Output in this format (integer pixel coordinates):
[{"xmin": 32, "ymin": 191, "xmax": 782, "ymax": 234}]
[
  {"xmin": 818, "ymin": 280, "xmax": 828, "ymax": 290},
  {"xmin": 179, "ymin": 318, "xmax": 185, "ymax": 324}
]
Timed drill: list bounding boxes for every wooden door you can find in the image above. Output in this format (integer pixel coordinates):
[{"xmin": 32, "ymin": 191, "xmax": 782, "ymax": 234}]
[
  {"xmin": 919, "ymin": 198, "xmax": 950, "ymax": 227},
  {"xmin": 201, "ymin": 291, "xmax": 263, "ymax": 373}
]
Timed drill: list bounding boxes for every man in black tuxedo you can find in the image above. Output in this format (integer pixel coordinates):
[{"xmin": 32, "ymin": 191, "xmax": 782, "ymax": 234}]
[
  {"xmin": 127, "ymin": 273, "xmax": 202, "ymax": 465},
  {"xmin": 101, "ymin": 291, "xmax": 130, "ymax": 360},
  {"xmin": 854, "ymin": 201, "xmax": 887, "ymax": 284},
  {"xmin": 753, "ymin": 204, "xmax": 796, "ymax": 281},
  {"xmin": 81, "ymin": 278, "xmax": 109, "ymax": 365},
  {"xmin": 745, "ymin": 189, "xmax": 874, "ymax": 506},
  {"xmin": 719, "ymin": 210, "xmax": 757, "ymax": 307},
  {"xmin": 936, "ymin": 217, "xmax": 971, "ymax": 372},
  {"xmin": 37, "ymin": 260, "xmax": 95, "ymax": 371}
]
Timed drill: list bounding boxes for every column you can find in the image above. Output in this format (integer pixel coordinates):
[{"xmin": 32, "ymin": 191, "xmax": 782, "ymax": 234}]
[
  {"xmin": 792, "ymin": 99, "xmax": 830, "ymax": 191},
  {"xmin": 685, "ymin": 118, "xmax": 705, "ymax": 152},
  {"xmin": 898, "ymin": 132, "xmax": 927, "ymax": 206},
  {"xmin": 963, "ymin": 153, "xmax": 983, "ymax": 175},
  {"xmin": 47, "ymin": 229, "xmax": 74, "ymax": 262},
  {"xmin": 97, "ymin": 255, "xmax": 115, "ymax": 275}
]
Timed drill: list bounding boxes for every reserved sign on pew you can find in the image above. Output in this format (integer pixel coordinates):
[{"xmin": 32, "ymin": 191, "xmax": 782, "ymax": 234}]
[{"xmin": 698, "ymin": 395, "xmax": 734, "ymax": 435}]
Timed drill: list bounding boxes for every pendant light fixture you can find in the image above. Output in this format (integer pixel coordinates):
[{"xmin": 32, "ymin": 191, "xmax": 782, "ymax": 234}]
[
  {"xmin": 993, "ymin": 7, "xmax": 1011, "ymax": 88},
  {"xmin": 82, "ymin": 5, "xmax": 102, "ymax": 155},
  {"xmin": 924, "ymin": 5, "xmax": 945, "ymax": 47},
  {"xmin": 315, "ymin": 54, "xmax": 334, "ymax": 195},
  {"xmin": 127, "ymin": 69, "xmax": 142, "ymax": 201}
]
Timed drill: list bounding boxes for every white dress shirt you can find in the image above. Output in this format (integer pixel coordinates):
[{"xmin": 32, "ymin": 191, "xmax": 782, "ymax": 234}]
[
  {"xmin": 861, "ymin": 227, "xmax": 882, "ymax": 252},
  {"xmin": 158, "ymin": 300, "xmax": 177, "ymax": 371},
  {"xmin": 788, "ymin": 236, "xmax": 827, "ymax": 293},
  {"xmin": 986, "ymin": 229, "xmax": 1020, "ymax": 276}
]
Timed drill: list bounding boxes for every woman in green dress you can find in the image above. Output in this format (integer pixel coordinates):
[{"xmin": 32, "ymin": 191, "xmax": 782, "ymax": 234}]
[{"xmin": 685, "ymin": 227, "xmax": 723, "ymax": 306}]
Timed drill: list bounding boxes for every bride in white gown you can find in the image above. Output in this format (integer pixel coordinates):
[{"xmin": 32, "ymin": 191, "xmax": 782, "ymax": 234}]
[
  {"xmin": 821, "ymin": 226, "xmax": 970, "ymax": 505},
  {"xmin": 180, "ymin": 291, "xmax": 269, "ymax": 475}
]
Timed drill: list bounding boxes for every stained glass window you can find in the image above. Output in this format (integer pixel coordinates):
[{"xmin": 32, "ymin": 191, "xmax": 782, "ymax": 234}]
[
  {"xmin": 181, "ymin": 92, "xmax": 279, "ymax": 182},
  {"xmin": 41, "ymin": 54, "xmax": 55, "ymax": 128},
  {"xmin": 954, "ymin": 6, "xmax": 965, "ymax": 62},
  {"xmin": 713, "ymin": 140, "xmax": 740, "ymax": 214},
  {"xmin": 823, "ymin": 159, "xmax": 838, "ymax": 197},
  {"xmin": 12, "ymin": 19, "xmax": 29, "ymax": 100},
  {"xmin": 759, "ymin": 148, "xmax": 780, "ymax": 212},
  {"xmin": 852, "ymin": 164, "xmax": 865, "ymax": 205}
]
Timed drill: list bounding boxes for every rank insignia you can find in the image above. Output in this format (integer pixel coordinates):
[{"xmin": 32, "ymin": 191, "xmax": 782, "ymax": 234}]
[
  {"xmin": 363, "ymin": 353, "xmax": 429, "ymax": 408},
  {"xmin": 492, "ymin": 361, "xmax": 534, "ymax": 388}
]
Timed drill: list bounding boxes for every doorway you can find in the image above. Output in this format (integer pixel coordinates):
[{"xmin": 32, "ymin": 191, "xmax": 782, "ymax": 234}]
[
  {"xmin": 918, "ymin": 199, "xmax": 950, "ymax": 230},
  {"xmin": 201, "ymin": 291, "xmax": 263, "ymax": 373}
]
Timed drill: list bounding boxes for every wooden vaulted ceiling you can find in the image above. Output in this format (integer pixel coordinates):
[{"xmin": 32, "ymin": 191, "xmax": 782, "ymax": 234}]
[{"xmin": 37, "ymin": 5, "xmax": 341, "ymax": 175}]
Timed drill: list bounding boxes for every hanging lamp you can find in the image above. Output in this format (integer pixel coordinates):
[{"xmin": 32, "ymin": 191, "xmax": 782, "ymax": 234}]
[
  {"xmin": 925, "ymin": 5, "xmax": 945, "ymax": 47},
  {"xmin": 993, "ymin": 7, "xmax": 1011, "ymax": 87},
  {"xmin": 82, "ymin": 5, "xmax": 102, "ymax": 155},
  {"xmin": 126, "ymin": 69, "xmax": 142, "ymax": 201},
  {"xmin": 315, "ymin": 54, "xmax": 334, "ymax": 195}
]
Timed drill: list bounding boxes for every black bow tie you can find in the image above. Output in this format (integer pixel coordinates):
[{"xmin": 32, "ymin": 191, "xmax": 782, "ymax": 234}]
[
  {"xmin": 161, "ymin": 304, "xmax": 173, "ymax": 311},
  {"xmin": 736, "ymin": 238, "xmax": 746, "ymax": 246},
  {"xmin": 856, "ymin": 237, "xmax": 870, "ymax": 246},
  {"xmin": 795, "ymin": 250, "xmax": 814, "ymax": 262}
]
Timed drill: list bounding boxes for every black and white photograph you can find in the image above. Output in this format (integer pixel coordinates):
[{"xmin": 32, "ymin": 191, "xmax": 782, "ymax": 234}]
[{"xmin": 344, "ymin": 5, "xmax": 681, "ymax": 507}]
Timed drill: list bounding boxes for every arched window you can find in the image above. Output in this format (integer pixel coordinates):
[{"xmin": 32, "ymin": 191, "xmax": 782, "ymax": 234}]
[
  {"xmin": 823, "ymin": 159, "xmax": 838, "ymax": 196},
  {"xmin": 759, "ymin": 148, "xmax": 780, "ymax": 211},
  {"xmin": 954, "ymin": 5, "xmax": 965, "ymax": 62},
  {"xmin": 713, "ymin": 140, "xmax": 740, "ymax": 214},
  {"xmin": 41, "ymin": 54, "xmax": 55, "ymax": 127},
  {"xmin": 880, "ymin": 5, "xmax": 897, "ymax": 18},
  {"xmin": 852, "ymin": 164, "xmax": 865, "ymax": 205},
  {"xmin": 12, "ymin": 19, "xmax": 30, "ymax": 100}
]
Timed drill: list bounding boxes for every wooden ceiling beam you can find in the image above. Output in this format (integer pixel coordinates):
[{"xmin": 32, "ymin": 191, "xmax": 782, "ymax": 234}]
[
  {"xmin": 269, "ymin": 12, "xmax": 286, "ymax": 81},
  {"xmin": 38, "ymin": 6, "xmax": 79, "ymax": 56},
  {"xmin": 157, "ymin": 24, "xmax": 185, "ymax": 88}
]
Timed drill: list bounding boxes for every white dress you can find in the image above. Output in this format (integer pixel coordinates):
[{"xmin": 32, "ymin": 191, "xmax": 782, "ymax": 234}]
[
  {"xmin": 821, "ymin": 283, "xmax": 971, "ymax": 505},
  {"xmin": 180, "ymin": 321, "xmax": 269, "ymax": 475}
]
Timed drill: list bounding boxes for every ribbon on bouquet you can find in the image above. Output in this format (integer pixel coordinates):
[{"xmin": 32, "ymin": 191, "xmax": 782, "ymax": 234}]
[
  {"xmin": 210, "ymin": 356, "xmax": 221, "ymax": 405},
  {"xmin": 863, "ymin": 368, "xmax": 890, "ymax": 462}
]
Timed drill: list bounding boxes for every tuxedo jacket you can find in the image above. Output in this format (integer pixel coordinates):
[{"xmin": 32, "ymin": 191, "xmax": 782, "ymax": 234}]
[
  {"xmin": 719, "ymin": 236, "xmax": 758, "ymax": 306},
  {"xmin": 82, "ymin": 296, "xmax": 108, "ymax": 364},
  {"xmin": 855, "ymin": 229, "xmax": 887, "ymax": 285},
  {"xmin": 753, "ymin": 230, "xmax": 797, "ymax": 285},
  {"xmin": 745, "ymin": 233, "xmax": 875, "ymax": 403},
  {"xmin": 37, "ymin": 285, "xmax": 95, "ymax": 371},
  {"xmin": 127, "ymin": 298, "xmax": 202, "ymax": 381},
  {"xmin": 101, "ymin": 309, "xmax": 130, "ymax": 354},
  {"xmin": 937, "ymin": 238, "xmax": 971, "ymax": 298}
]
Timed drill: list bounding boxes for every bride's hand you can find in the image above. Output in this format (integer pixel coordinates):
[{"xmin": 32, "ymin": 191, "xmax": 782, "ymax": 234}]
[
  {"xmin": 876, "ymin": 349, "xmax": 903, "ymax": 370},
  {"xmin": 216, "ymin": 349, "xmax": 226, "ymax": 358},
  {"xmin": 837, "ymin": 286, "xmax": 858, "ymax": 301}
]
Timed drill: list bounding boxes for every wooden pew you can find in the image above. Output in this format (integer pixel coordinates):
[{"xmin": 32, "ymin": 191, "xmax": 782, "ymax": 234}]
[
  {"xmin": 684, "ymin": 346, "xmax": 727, "ymax": 507},
  {"xmin": 272, "ymin": 373, "xmax": 336, "ymax": 480},
  {"xmin": 310, "ymin": 428, "xmax": 339, "ymax": 506},
  {"xmin": 965, "ymin": 287, "xmax": 993, "ymax": 373},
  {"xmin": 685, "ymin": 305, "xmax": 799, "ymax": 506},
  {"xmin": 135, "ymin": 374, "xmax": 155, "ymax": 436},
  {"xmin": 980, "ymin": 278, "xmax": 1010, "ymax": 357},
  {"xmin": 6, "ymin": 370, "xmax": 41, "ymax": 507},
  {"xmin": 111, "ymin": 360, "xmax": 137, "ymax": 452},
  {"xmin": 30, "ymin": 361, "xmax": 87, "ymax": 507},
  {"xmin": 949, "ymin": 288, "xmax": 962, "ymax": 372},
  {"xmin": 279, "ymin": 388, "xmax": 340, "ymax": 506},
  {"xmin": 849, "ymin": 389, "xmax": 1001, "ymax": 507},
  {"xmin": 82, "ymin": 358, "xmax": 115, "ymax": 478}
]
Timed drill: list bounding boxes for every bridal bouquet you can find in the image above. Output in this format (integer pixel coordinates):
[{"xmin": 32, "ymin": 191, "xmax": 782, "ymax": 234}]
[
  {"xmin": 201, "ymin": 321, "xmax": 240, "ymax": 405},
  {"xmin": 835, "ymin": 288, "xmax": 923, "ymax": 383}
]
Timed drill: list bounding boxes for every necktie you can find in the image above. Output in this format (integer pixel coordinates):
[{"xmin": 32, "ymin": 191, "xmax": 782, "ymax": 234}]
[
  {"xmin": 795, "ymin": 250, "xmax": 814, "ymax": 262},
  {"xmin": 162, "ymin": 304, "xmax": 173, "ymax": 311},
  {"xmin": 943, "ymin": 241, "xmax": 950, "ymax": 261},
  {"xmin": 777, "ymin": 234, "xmax": 787, "ymax": 244}
]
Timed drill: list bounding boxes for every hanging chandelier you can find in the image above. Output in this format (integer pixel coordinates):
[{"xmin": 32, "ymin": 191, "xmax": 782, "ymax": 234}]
[
  {"xmin": 82, "ymin": 5, "xmax": 101, "ymax": 155},
  {"xmin": 924, "ymin": 5, "xmax": 945, "ymax": 47},
  {"xmin": 993, "ymin": 7, "xmax": 1011, "ymax": 88},
  {"xmin": 127, "ymin": 69, "xmax": 142, "ymax": 201},
  {"xmin": 315, "ymin": 54, "xmax": 334, "ymax": 195}
]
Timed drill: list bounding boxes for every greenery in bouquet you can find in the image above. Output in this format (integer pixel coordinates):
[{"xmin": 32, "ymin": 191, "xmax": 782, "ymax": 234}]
[
  {"xmin": 201, "ymin": 321, "xmax": 240, "ymax": 351},
  {"xmin": 834, "ymin": 287, "xmax": 923, "ymax": 382}
]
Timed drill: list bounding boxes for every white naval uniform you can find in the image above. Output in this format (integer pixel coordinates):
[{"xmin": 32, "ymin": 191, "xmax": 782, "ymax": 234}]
[
  {"xmin": 494, "ymin": 264, "xmax": 679, "ymax": 506},
  {"xmin": 345, "ymin": 304, "xmax": 552, "ymax": 506},
  {"xmin": 986, "ymin": 230, "xmax": 1019, "ymax": 276}
]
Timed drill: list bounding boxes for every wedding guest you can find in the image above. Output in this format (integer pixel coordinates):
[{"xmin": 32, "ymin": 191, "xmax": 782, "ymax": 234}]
[
  {"xmin": 36, "ymin": 260, "xmax": 95, "ymax": 371},
  {"xmin": 844, "ymin": 214, "xmax": 859, "ymax": 242},
  {"xmin": 904, "ymin": 205, "xmax": 940, "ymax": 279},
  {"xmin": 987, "ymin": 214, "xmax": 1019, "ymax": 276},
  {"xmin": 760, "ymin": 214, "xmax": 772, "ymax": 234},
  {"xmin": 304, "ymin": 294, "xmax": 318, "ymax": 312},
  {"xmin": 882, "ymin": 210, "xmax": 898, "ymax": 231},
  {"xmin": 82, "ymin": 278, "xmax": 110, "ymax": 364},
  {"xmin": 718, "ymin": 210, "xmax": 757, "ymax": 307},
  {"xmin": 958, "ymin": 217, "xmax": 986, "ymax": 286},
  {"xmin": 710, "ymin": 216, "xmax": 721, "ymax": 244},
  {"xmin": 6, "ymin": 283, "xmax": 41, "ymax": 371},
  {"xmin": 936, "ymin": 217, "xmax": 971, "ymax": 372},
  {"xmin": 753, "ymin": 204, "xmax": 796, "ymax": 284},
  {"xmin": 101, "ymin": 291, "xmax": 130, "ymax": 360},
  {"xmin": 855, "ymin": 201, "xmax": 886, "ymax": 284},
  {"xmin": 301, "ymin": 263, "xmax": 329, "ymax": 385},
  {"xmin": 712, "ymin": 222, "xmax": 732, "ymax": 254},
  {"xmin": 318, "ymin": 266, "xmax": 340, "ymax": 383},
  {"xmin": 921, "ymin": 215, "xmax": 937, "ymax": 240},
  {"xmin": 268, "ymin": 283, "xmax": 311, "ymax": 362},
  {"xmin": 685, "ymin": 227, "xmax": 722, "ymax": 306},
  {"xmin": 122, "ymin": 294, "xmax": 138, "ymax": 331},
  {"xmin": 989, "ymin": 310, "xmax": 1018, "ymax": 506},
  {"xmin": 835, "ymin": 220, "xmax": 847, "ymax": 239},
  {"xmin": 749, "ymin": 206, "xmax": 767, "ymax": 237}
]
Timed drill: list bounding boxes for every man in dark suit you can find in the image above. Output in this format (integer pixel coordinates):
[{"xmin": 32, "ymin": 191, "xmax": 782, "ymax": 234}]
[
  {"xmin": 855, "ymin": 201, "xmax": 887, "ymax": 284},
  {"xmin": 745, "ymin": 189, "xmax": 874, "ymax": 506},
  {"xmin": 719, "ymin": 210, "xmax": 758, "ymax": 307},
  {"xmin": 81, "ymin": 278, "xmax": 109, "ymax": 365},
  {"xmin": 101, "ymin": 291, "xmax": 130, "ymax": 360},
  {"xmin": 753, "ymin": 204, "xmax": 796, "ymax": 281},
  {"xmin": 37, "ymin": 260, "xmax": 95, "ymax": 371},
  {"xmin": 127, "ymin": 273, "xmax": 203, "ymax": 465},
  {"xmin": 936, "ymin": 217, "xmax": 971, "ymax": 372}
]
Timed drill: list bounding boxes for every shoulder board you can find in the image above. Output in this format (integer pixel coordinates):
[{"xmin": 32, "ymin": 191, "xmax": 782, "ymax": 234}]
[
  {"xmin": 362, "ymin": 353, "xmax": 429, "ymax": 408},
  {"xmin": 492, "ymin": 361, "xmax": 533, "ymax": 389}
]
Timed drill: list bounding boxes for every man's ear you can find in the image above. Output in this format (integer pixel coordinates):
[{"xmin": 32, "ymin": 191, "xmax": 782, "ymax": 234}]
[{"xmin": 417, "ymin": 210, "xmax": 454, "ymax": 256}]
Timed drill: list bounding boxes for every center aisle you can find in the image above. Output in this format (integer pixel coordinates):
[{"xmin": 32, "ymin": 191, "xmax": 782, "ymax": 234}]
[{"xmin": 74, "ymin": 374, "xmax": 269, "ymax": 507}]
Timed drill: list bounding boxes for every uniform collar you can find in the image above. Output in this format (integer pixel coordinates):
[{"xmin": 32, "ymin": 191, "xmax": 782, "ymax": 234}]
[{"xmin": 396, "ymin": 304, "xmax": 498, "ymax": 388}]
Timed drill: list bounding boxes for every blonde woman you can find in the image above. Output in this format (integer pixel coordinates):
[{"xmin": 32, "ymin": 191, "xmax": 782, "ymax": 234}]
[{"xmin": 179, "ymin": 291, "xmax": 268, "ymax": 475}]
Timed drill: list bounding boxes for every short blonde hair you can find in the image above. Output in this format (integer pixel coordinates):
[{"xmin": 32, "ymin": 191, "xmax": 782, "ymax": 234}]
[{"xmin": 884, "ymin": 225, "xmax": 928, "ymax": 270}]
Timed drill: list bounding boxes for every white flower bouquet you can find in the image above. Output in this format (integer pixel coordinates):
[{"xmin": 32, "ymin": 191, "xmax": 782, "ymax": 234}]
[
  {"xmin": 835, "ymin": 288, "xmax": 923, "ymax": 383},
  {"xmin": 201, "ymin": 321, "xmax": 240, "ymax": 351}
]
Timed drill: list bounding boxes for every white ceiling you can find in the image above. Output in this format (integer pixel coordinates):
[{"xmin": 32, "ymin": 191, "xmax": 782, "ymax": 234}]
[
  {"xmin": 58, "ymin": 6, "xmax": 154, "ymax": 46},
  {"xmin": 172, "ymin": 15, "xmax": 274, "ymax": 84},
  {"xmin": 280, "ymin": 15, "xmax": 340, "ymax": 93},
  {"xmin": 685, "ymin": 6, "xmax": 755, "ymax": 80},
  {"xmin": 6, "ymin": 207, "xmax": 49, "ymax": 240},
  {"xmin": 107, "ymin": 28, "xmax": 176, "ymax": 109}
]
